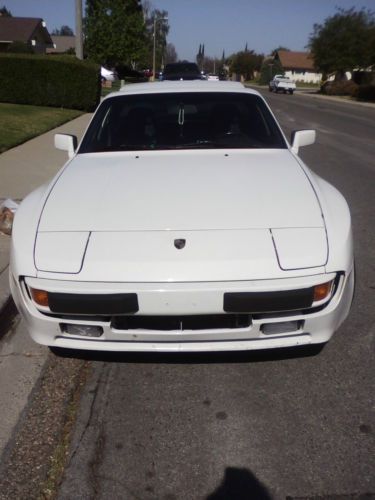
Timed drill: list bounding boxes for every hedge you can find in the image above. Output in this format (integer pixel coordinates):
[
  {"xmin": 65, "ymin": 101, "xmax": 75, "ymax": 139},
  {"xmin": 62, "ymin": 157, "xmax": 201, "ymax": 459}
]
[
  {"xmin": 355, "ymin": 84, "xmax": 375, "ymax": 102},
  {"xmin": 321, "ymin": 80, "xmax": 359, "ymax": 96},
  {"xmin": 0, "ymin": 54, "xmax": 101, "ymax": 111}
]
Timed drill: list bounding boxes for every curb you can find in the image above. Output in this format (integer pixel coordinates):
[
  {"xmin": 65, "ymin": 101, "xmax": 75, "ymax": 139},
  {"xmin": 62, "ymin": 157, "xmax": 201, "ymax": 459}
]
[
  {"xmin": 0, "ymin": 266, "xmax": 16, "ymax": 340},
  {"xmin": 295, "ymin": 90, "xmax": 375, "ymax": 109},
  {"xmin": 0, "ymin": 230, "xmax": 13, "ymax": 339}
]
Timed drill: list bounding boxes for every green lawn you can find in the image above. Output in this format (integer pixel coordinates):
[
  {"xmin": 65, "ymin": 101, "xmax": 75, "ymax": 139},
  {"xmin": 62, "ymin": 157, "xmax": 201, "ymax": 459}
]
[{"xmin": 0, "ymin": 103, "xmax": 83, "ymax": 153}]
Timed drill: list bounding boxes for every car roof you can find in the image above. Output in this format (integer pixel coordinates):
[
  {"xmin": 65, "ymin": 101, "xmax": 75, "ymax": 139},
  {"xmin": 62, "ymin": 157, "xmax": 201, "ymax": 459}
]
[{"xmin": 105, "ymin": 81, "xmax": 261, "ymax": 99}]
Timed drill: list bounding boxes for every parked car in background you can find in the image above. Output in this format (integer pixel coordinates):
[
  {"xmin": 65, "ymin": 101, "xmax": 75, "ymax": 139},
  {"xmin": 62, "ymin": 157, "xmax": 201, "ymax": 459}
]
[
  {"xmin": 207, "ymin": 74, "xmax": 220, "ymax": 81},
  {"xmin": 114, "ymin": 65, "xmax": 147, "ymax": 82},
  {"xmin": 161, "ymin": 62, "xmax": 204, "ymax": 81},
  {"xmin": 269, "ymin": 74, "xmax": 296, "ymax": 94},
  {"xmin": 10, "ymin": 81, "xmax": 354, "ymax": 354},
  {"xmin": 100, "ymin": 66, "xmax": 118, "ymax": 82}
]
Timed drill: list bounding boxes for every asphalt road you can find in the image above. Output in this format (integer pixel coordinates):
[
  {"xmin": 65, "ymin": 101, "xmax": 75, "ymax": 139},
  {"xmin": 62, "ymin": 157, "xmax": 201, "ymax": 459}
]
[
  {"xmin": 55, "ymin": 92, "xmax": 375, "ymax": 500},
  {"xmin": 3, "ymin": 92, "xmax": 374, "ymax": 500}
]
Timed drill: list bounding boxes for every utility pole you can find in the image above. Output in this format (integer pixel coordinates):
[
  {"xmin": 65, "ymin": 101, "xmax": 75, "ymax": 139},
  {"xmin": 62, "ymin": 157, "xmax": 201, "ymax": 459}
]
[
  {"xmin": 75, "ymin": 0, "xmax": 83, "ymax": 60},
  {"xmin": 152, "ymin": 15, "xmax": 168, "ymax": 81}
]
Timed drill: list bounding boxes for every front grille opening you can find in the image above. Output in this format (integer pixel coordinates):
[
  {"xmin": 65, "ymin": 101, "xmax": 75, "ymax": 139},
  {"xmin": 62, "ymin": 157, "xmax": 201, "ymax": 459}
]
[{"xmin": 112, "ymin": 314, "xmax": 252, "ymax": 331}]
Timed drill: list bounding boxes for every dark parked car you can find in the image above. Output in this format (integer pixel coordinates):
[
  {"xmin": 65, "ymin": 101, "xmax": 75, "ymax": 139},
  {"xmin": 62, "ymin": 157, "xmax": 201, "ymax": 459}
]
[{"xmin": 162, "ymin": 62, "xmax": 203, "ymax": 81}]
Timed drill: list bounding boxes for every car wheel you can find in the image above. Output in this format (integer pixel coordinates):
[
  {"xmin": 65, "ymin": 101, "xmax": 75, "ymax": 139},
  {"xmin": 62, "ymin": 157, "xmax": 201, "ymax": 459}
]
[{"xmin": 289, "ymin": 90, "xmax": 294, "ymax": 95}]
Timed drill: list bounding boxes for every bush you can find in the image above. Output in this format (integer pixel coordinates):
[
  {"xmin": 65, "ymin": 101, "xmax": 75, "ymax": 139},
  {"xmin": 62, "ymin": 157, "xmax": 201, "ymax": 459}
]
[
  {"xmin": 258, "ymin": 58, "xmax": 283, "ymax": 85},
  {"xmin": 6, "ymin": 41, "xmax": 33, "ymax": 54},
  {"xmin": 0, "ymin": 54, "xmax": 101, "ymax": 111},
  {"xmin": 355, "ymin": 84, "xmax": 375, "ymax": 102},
  {"xmin": 352, "ymin": 71, "xmax": 374, "ymax": 85},
  {"xmin": 321, "ymin": 79, "xmax": 359, "ymax": 96}
]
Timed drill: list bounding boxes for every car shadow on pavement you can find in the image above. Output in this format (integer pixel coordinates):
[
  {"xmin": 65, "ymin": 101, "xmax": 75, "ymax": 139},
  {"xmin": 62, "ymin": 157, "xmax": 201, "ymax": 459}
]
[
  {"xmin": 206, "ymin": 466, "xmax": 272, "ymax": 500},
  {"xmin": 49, "ymin": 343, "xmax": 325, "ymax": 364}
]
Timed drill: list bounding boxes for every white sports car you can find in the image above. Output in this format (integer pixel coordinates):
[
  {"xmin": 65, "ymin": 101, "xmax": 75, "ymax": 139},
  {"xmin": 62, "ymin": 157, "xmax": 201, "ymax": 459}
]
[{"xmin": 10, "ymin": 81, "xmax": 354, "ymax": 353}]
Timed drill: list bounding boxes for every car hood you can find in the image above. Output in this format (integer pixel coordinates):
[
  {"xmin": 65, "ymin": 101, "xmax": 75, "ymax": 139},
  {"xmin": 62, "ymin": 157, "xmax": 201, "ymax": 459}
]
[
  {"xmin": 38, "ymin": 150, "xmax": 324, "ymax": 232},
  {"xmin": 35, "ymin": 150, "xmax": 328, "ymax": 280}
]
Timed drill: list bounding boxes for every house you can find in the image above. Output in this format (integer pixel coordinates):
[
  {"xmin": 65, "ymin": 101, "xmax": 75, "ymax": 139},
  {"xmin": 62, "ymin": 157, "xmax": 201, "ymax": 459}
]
[
  {"xmin": 275, "ymin": 50, "xmax": 322, "ymax": 84},
  {"xmin": 47, "ymin": 35, "xmax": 76, "ymax": 54},
  {"xmin": 0, "ymin": 16, "xmax": 54, "ymax": 54}
]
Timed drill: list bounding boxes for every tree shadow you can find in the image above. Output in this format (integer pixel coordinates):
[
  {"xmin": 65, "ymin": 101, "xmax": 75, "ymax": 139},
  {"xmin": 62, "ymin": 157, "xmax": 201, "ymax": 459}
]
[{"xmin": 206, "ymin": 467, "xmax": 272, "ymax": 500}]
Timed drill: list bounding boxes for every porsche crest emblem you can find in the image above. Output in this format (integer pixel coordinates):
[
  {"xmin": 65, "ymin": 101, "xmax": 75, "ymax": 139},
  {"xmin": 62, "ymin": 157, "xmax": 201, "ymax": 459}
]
[{"xmin": 174, "ymin": 239, "xmax": 186, "ymax": 249}]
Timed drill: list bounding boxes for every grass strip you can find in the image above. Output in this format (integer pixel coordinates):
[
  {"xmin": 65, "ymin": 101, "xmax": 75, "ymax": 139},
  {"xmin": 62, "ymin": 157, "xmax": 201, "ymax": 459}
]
[
  {"xmin": 0, "ymin": 352, "xmax": 91, "ymax": 500},
  {"xmin": 0, "ymin": 103, "xmax": 83, "ymax": 153}
]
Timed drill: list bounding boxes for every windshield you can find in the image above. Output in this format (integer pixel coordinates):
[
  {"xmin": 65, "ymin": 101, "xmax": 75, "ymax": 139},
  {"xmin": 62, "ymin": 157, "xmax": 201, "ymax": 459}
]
[{"xmin": 79, "ymin": 92, "xmax": 287, "ymax": 153}]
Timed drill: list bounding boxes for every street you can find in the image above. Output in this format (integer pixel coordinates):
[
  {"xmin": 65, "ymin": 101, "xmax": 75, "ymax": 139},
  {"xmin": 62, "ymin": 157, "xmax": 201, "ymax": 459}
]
[
  {"xmin": 58, "ymin": 91, "xmax": 375, "ymax": 499},
  {"xmin": 1, "ymin": 91, "xmax": 375, "ymax": 499}
]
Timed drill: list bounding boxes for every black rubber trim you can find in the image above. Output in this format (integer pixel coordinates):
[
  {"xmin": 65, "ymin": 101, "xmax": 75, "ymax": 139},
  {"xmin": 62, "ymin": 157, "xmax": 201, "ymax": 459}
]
[
  {"xmin": 112, "ymin": 314, "xmax": 252, "ymax": 331},
  {"xmin": 224, "ymin": 288, "xmax": 314, "ymax": 313},
  {"xmin": 48, "ymin": 293, "xmax": 139, "ymax": 315}
]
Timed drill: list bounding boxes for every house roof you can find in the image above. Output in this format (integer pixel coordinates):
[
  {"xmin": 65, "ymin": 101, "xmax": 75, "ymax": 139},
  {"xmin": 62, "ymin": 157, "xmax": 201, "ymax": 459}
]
[
  {"xmin": 0, "ymin": 16, "xmax": 53, "ymax": 44},
  {"xmin": 47, "ymin": 35, "xmax": 76, "ymax": 53},
  {"xmin": 276, "ymin": 50, "xmax": 315, "ymax": 71}
]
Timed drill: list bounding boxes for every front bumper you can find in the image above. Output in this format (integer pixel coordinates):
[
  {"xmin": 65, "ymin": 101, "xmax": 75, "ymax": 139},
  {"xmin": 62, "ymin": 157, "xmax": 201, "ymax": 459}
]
[{"xmin": 10, "ymin": 270, "xmax": 354, "ymax": 352}]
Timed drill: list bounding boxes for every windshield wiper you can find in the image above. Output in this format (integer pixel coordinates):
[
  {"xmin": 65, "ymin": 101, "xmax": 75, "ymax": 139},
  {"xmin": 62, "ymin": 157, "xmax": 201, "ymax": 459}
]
[
  {"xmin": 116, "ymin": 144, "xmax": 156, "ymax": 151},
  {"xmin": 173, "ymin": 140, "xmax": 216, "ymax": 149}
]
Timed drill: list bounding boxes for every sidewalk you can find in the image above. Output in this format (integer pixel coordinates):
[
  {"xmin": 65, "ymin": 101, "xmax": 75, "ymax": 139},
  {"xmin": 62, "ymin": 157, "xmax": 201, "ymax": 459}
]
[{"xmin": 0, "ymin": 113, "xmax": 92, "ymax": 326}]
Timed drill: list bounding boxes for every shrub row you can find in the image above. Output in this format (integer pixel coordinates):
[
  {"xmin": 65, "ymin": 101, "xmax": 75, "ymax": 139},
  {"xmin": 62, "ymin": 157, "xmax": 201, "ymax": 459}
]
[
  {"xmin": 321, "ymin": 80, "xmax": 359, "ymax": 96},
  {"xmin": 320, "ymin": 79, "xmax": 375, "ymax": 102},
  {"xmin": 355, "ymin": 84, "xmax": 375, "ymax": 102},
  {"xmin": 0, "ymin": 54, "xmax": 101, "ymax": 111}
]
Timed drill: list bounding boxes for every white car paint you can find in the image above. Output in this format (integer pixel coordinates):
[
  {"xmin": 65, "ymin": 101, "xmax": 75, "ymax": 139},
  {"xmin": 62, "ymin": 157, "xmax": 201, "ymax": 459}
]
[
  {"xmin": 10, "ymin": 81, "xmax": 354, "ymax": 353},
  {"xmin": 37, "ymin": 150, "xmax": 323, "ymax": 232}
]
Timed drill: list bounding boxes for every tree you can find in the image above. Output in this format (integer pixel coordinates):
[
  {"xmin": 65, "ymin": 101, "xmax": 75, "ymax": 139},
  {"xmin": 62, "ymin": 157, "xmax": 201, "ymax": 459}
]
[
  {"xmin": 51, "ymin": 25, "xmax": 74, "ymax": 36},
  {"xmin": 85, "ymin": 0, "xmax": 147, "ymax": 68},
  {"xmin": 7, "ymin": 41, "xmax": 33, "ymax": 53},
  {"xmin": 258, "ymin": 57, "xmax": 283, "ymax": 84},
  {"xmin": 165, "ymin": 42, "xmax": 177, "ymax": 64},
  {"xmin": 0, "ymin": 5, "xmax": 11, "ymax": 16},
  {"xmin": 143, "ymin": 7, "xmax": 169, "ymax": 70},
  {"xmin": 196, "ymin": 43, "xmax": 205, "ymax": 70},
  {"xmin": 308, "ymin": 7, "xmax": 375, "ymax": 79},
  {"xmin": 271, "ymin": 46, "xmax": 290, "ymax": 56},
  {"xmin": 202, "ymin": 56, "xmax": 221, "ymax": 74},
  {"xmin": 230, "ymin": 50, "xmax": 263, "ymax": 81}
]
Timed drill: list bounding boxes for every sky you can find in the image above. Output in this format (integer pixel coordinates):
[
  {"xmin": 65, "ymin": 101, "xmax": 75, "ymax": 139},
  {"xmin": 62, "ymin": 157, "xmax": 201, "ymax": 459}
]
[{"xmin": 4, "ymin": 0, "xmax": 375, "ymax": 60}]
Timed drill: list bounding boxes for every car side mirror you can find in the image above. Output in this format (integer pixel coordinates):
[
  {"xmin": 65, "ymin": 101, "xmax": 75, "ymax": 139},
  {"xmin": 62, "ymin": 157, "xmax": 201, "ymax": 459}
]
[
  {"xmin": 54, "ymin": 134, "xmax": 78, "ymax": 159},
  {"xmin": 291, "ymin": 130, "xmax": 316, "ymax": 154}
]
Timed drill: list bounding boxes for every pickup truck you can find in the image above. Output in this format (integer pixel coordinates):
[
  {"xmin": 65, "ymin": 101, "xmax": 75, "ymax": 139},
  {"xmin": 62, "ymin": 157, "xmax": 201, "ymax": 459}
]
[{"xmin": 269, "ymin": 75, "xmax": 296, "ymax": 94}]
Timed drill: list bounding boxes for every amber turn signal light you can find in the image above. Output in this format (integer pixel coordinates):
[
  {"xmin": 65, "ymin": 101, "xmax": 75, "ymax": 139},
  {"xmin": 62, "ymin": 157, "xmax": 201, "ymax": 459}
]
[
  {"xmin": 313, "ymin": 281, "xmax": 333, "ymax": 302},
  {"xmin": 30, "ymin": 288, "xmax": 49, "ymax": 307}
]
